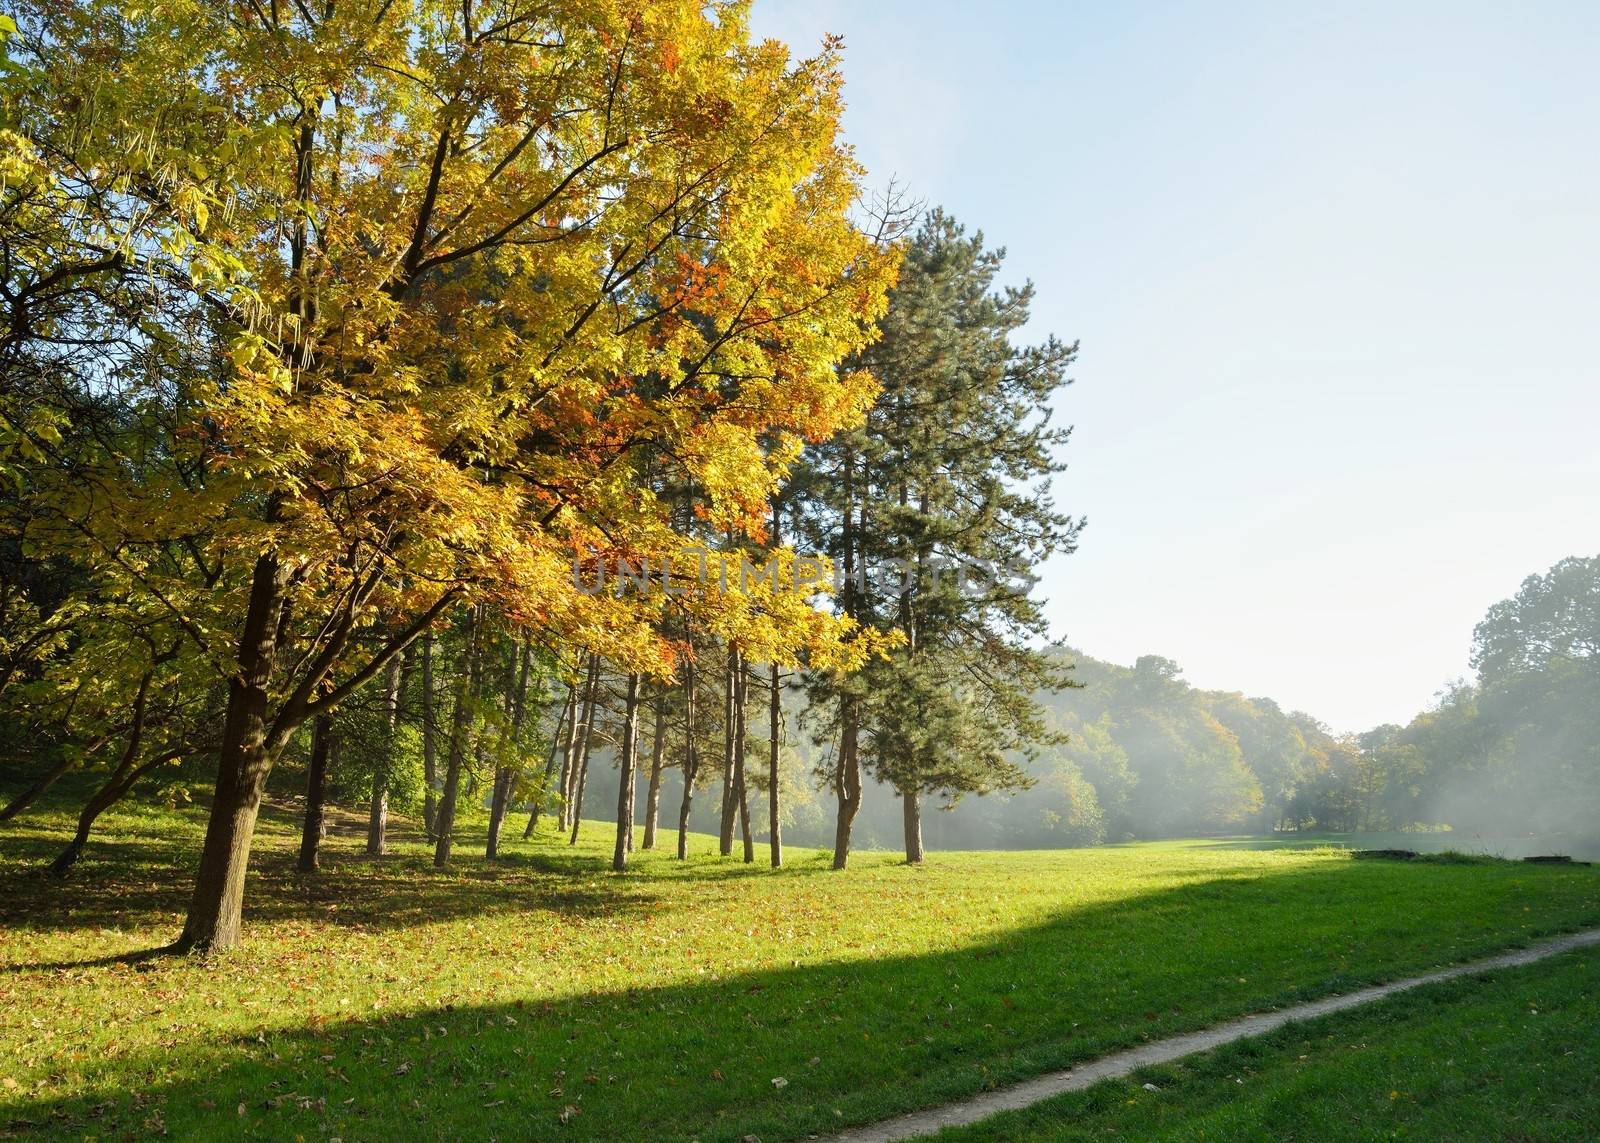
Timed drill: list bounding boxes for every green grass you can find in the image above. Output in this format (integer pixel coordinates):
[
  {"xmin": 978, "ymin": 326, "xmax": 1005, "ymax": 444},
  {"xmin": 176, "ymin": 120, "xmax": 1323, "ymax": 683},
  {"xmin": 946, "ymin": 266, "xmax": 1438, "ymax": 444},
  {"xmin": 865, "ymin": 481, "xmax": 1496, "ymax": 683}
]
[
  {"xmin": 2, "ymin": 798, "xmax": 1599, "ymax": 1141},
  {"xmin": 932, "ymin": 945, "xmax": 1600, "ymax": 1141}
]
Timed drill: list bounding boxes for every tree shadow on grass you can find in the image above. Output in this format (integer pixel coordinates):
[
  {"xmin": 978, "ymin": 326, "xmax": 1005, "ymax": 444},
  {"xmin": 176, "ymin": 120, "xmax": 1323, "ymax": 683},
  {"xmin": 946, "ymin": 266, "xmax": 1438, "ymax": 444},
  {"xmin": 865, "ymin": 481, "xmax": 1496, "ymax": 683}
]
[
  {"xmin": 0, "ymin": 793, "xmax": 868, "ymax": 951},
  {"xmin": 0, "ymin": 801, "xmax": 666, "ymax": 949},
  {"xmin": 5, "ymin": 858, "xmax": 1599, "ymax": 1142}
]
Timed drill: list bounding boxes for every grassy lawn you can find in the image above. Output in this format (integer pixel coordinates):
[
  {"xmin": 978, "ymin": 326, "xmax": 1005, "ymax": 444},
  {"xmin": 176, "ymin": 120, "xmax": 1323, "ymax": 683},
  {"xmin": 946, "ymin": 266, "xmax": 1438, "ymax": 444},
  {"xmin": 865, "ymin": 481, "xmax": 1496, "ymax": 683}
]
[
  {"xmin": 933, "ymin": 944, "xmax": 1600, "ymax": 1141},
  {"xmin": 2, "ymin": 800, "xmax": 1599, "ymax": 1141}
]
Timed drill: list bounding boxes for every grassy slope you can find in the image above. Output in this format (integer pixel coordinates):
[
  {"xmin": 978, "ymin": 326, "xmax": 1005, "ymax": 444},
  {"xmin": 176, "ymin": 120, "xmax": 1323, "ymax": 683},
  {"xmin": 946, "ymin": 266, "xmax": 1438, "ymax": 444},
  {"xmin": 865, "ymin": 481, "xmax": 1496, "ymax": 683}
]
[
  {"xmin": 1, "ymin": 799, "xmax": 1598, "ymax": 1141},
  {"xmin": 934, "ymin": 944, "xmax": 1600, "ymax": 1141}
]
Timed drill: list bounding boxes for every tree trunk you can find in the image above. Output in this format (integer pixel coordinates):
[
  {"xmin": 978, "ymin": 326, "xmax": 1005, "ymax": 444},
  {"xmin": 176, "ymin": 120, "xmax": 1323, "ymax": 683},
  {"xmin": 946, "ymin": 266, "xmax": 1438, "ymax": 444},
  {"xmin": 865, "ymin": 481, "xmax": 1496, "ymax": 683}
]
[
  {"xmin": 572, "ymin": 649, "xmax": 601, "ymax": 845},
  {"xmin": 50, "ymin": 751, "xmax": 175, "ymax": 877},
  {"xmin": 766, "ymin": 499, "xmax": 784, "ymax": 868},
  {"xmin": 831, "ymin": 443, "xmax": 863, "ymax": 873},
  {"xmin": 526, "ymin": 682, "xmax": 574, "ymax": 838},
  {"xmin": 48, "ymin": 665, "xmax": 159, "ymax": 877},
  {"xmin": 421, "ymin": 632, "xmax": 439, "ymax": 840},
  {"xmin": 735, "ymin": 659, "xmax": 752, "ymax": 863},
  {"xmin": 832, "ymin": 696, "xmax": 862, "ymax": 871},
  {"xmin": 487, "ymin": 639, "xmax": 531, "ymax": 858},
  {"xmin": 768, "ymin": 663, "xmax": 782, "ymax": 869},
  {"xmin": 718, "ymin": 646, "xmax": 737, "ymax": 856},
  {"xmin": 485, "ymin": 769, "xmax": 512, "ymax": 858},
  {"xmin": 612, "ymin": 672, "xmax": 642, "ymax": 871},
  {"xmin": 676, "ymin": 654, "xmax": 697, "ymax": 860},
  {"xmin": 567, "ymin": 734, "xmax": 591, "ymax": 846},
  {"xmin": 177, "ymin": 552, "xmax": 288, "ymax": 952},
  {"xmin": 556, "ymin": 664, "xmax": 590, "ymax": 832},
  {"xmin": 902, "ymin": 785, "xmax": 924, "ymax": 864},
  {"xmin": 433, "ymin": 606, "xmax": 480, "ymax": 868},
  {"xmin": 641, "ymin": 686, "xmax": 666, "ymax": 850},
  {"xmin": 0, "ymin": 754, "xmax": 76, "ymax": 821},
  {"xmin": 560, "ymin": 654, "xmax": 597, "ymax": 831},
  {"xmin": 298, "ymin": 713, "xmax": 334, "ymax": 872},
  {"xmin": 368, "ymin": 651, "xmax": 403, "ymax": 856}
]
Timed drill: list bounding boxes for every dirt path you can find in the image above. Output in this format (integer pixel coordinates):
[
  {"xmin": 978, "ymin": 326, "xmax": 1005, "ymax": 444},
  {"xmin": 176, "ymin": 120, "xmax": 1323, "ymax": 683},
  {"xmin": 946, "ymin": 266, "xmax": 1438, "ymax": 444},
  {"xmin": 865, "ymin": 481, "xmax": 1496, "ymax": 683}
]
[{"xmin": 826, "ymin": 927, "xmax": 1600, "ymax": 1143}]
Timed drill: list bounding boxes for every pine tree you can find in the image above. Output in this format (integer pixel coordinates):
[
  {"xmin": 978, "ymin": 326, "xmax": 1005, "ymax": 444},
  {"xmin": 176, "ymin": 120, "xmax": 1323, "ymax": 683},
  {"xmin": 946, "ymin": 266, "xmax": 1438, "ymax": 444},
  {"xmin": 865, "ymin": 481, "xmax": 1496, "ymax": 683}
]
[{"xmin": 802, "ymin": 210, "xmax": 1082, "ymax": 863}]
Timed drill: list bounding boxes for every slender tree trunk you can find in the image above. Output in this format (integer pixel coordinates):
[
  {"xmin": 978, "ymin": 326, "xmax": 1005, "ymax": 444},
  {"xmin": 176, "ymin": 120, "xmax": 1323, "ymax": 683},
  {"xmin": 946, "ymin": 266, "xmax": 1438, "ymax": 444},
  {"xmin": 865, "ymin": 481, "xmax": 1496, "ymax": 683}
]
[
  {"xmin": 641, "ymin": 686, "xmax": 666, "ymax": 850},
  {"xmin": 50, "ymin": 752, "xmax": 175, "ymax": 877},
  {"xmin": 676, "ymin": 655, "xmax": 697, "ymax": 860},
  {"xmin": 737, "ymin": 774, "xmax": 752, "ymax": 862},
  {"xmin": 48, "ymin": 666, "xmax": 153, "ymax": 876},
  {"xmin": 735, "ymin": 660, "xmax": 752, "ymax": 863},
  {"xmin": 50, "ymin": 666, "xmax": 172, "ymax": 877},
  {"xmin": 421, "ymin": 632, "xmax": 439, "ymax": 839},
  {"xmin": 297, "ymin": 713, "xmax": 334, "ymax": 873},
  {"xmin": 433, "ymin": 607, "xmax": 480, "ymax": 868},
  {"xmin": 612, "ymin": 672, "xmax": 642, "ymax": 871},
  {"xmin": 485, "ymin": 770, "xmax": 512, "ymax": 858},
  {"xmin": 718, "ymin": 646, "xmax": 738, "ymax": 856},
  {"xmin": 766, "ymin": 500, "xmax": 784, "ymax": 868},
  {"xmin": 177, "ymin": 552, "xmax": 289, "ymax": 952},
  {"xmin": 768, "ymin": 663, "xmax": 782, "ymax": 869},
  {"xmin": 831, "ymin": 444, "xmax": 864, "ymax": 873},
  {"xmin": 902, "ymin": 785, "xmax": 924, "ymax": 864},
  {"xmin": 367, "ymin": 652, "xmax": 402, "ymax": 856},
  {"xmin": 0, "ymin": 754, "xmax": 76, "ymax": 821},
  {"xmin": 557, "ymin": 661, "xmax": 592, "ymax": 832},
  {"xmin": 560, "ymin": 654, "xmax": 597, "ymax": 830},
  {"xmin": 567, "ymin": 734, "xmax": 591, "ymax": 846},
  {"xmin": 487, "ymin": 639, "xmax": 531, "ymax": 858},
  {"xmin": 526, "ymin": 682, "xmax": 574, "ymax": 837},
  {"xmin": 566, "ymin": 655, "xmax": 599, "ymax": 842},
  {"xmin": 832, "ymin": 697, "xmax": 862, "ymax": 871}
]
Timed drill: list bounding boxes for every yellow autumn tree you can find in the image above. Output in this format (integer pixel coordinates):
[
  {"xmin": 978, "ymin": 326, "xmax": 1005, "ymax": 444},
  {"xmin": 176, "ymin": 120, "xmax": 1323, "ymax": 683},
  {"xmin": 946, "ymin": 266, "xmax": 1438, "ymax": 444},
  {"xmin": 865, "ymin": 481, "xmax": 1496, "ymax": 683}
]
[{"xmin": 0, "ymin": 0, "xmax": 895, "ymax": 949}]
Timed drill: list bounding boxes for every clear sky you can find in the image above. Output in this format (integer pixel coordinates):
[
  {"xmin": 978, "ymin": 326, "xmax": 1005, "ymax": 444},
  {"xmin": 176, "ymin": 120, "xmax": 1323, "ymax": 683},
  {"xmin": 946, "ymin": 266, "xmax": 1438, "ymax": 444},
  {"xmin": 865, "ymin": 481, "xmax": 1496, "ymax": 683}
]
[{"xmin": 750, "ymin": 0, "xmax": 1600, "ymax": 732}]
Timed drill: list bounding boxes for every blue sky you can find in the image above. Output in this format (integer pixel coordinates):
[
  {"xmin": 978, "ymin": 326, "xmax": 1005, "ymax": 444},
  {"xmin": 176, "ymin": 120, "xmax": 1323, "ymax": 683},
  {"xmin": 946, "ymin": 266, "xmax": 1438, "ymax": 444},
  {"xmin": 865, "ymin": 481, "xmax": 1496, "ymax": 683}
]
[{"xmin": 750, "ymin": 0, "xmax": 1600, "ymax": 732}]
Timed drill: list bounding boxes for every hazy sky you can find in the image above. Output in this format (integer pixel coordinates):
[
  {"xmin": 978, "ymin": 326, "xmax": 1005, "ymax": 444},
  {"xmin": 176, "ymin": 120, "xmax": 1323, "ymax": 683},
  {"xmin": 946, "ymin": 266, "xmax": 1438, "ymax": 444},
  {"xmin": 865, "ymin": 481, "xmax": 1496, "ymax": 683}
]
[{"xmin": 750, "ymin": 0, "xmax": 1600, "ymax": 732}]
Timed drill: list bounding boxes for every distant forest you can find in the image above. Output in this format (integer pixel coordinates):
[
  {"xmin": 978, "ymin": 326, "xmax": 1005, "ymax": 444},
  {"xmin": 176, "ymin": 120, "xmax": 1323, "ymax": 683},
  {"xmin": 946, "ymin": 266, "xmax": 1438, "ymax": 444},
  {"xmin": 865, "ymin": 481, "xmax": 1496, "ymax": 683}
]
[
  {"xmin": 541, "ymin": 554, "xmax": 1600, "ymax": 853},
  {"xmin": 898, "ymin": 553, "xmax": 1599, "ymax": 851}
]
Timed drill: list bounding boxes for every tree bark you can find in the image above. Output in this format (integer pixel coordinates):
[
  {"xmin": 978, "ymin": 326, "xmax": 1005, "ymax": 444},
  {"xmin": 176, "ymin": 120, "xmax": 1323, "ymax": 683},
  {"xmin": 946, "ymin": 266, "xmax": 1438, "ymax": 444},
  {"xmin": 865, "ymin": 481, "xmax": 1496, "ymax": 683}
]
[
  {"xmin": 487, "ymin": 639, "xmax": 531, "ymax": 858},
  {"xmin": 556, "ymin": 664, "xmax": 589, "ymax": 832},
  {"xmin": 832, "ymin": 696, "xmax": 862, "ymax": 871},
  {"xmin": 485, "ymin": 769, "xmax": 512, "ymax": 858},
  {"xmin": 177, "ymin": 552, "xmax": 289, "ymax": 951},
  {"xmin": 902, "ymin": 785, "xmax": 924, "ymax": 864},
  {"xmin": 367, "ymin": 651, "xmax": 403, "ymax": 856},
  {"xmin": 766, "ymin": 500, "xmax": 784, "ymax": 868},
  {"xmin": 567, "ymin": 727, "xmax": 592, "ymax": 846},
  {"xmin": 676, "ymin": 654, "xmax": 697, "ymax": 860},
  {"xmin": 641, "ymin": 685, "xmax": 666, "ymax": 850},
  {"xmin": 831, "ymin": 443, "xmax": 863, "ymax": 873},
  {"xmin": 433, "ymin": 606, "xmax": 480, "ymax": 868},
  {"xmin": 612, "ymin": 672, "xmax": 642, "ymax": 871},
  {"xmin": 297, "ymin": 713, "xmax": 334, "ymax": 873},
  {"xmin": 735, "ymin": 659, "xmax": 752, "ymax": 863},
  {"xmin": 48, "ymin": 663, "xmax": 158, "ymax": 876},
  {"xmin": 526, "ymin": 681, "xmax": 574, "ymax": 837},
  {"xmin": 50, "ymin": 752, "xmax": 176, "ymax": 877},
  {"xmin": 420, "ymin": 631, "xmax": 439, "ymax": 839},
  {"xmin": 768, "ymin": 663, "xmax": 782, "ymax": 868},
  {"xmin": 572, "ymin": 653, "xmax": 601, "ymax": 838},
  {"xmin": 0, "ymin": 754, "xmax": 75, "ymax": 822},
  {"xmin": 718, "ymin": 646, "xmax": 737, "ymax": 856},
  {"xmin": 560, "ymin": 654, "xmax": 596, "ymax": 830}
]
